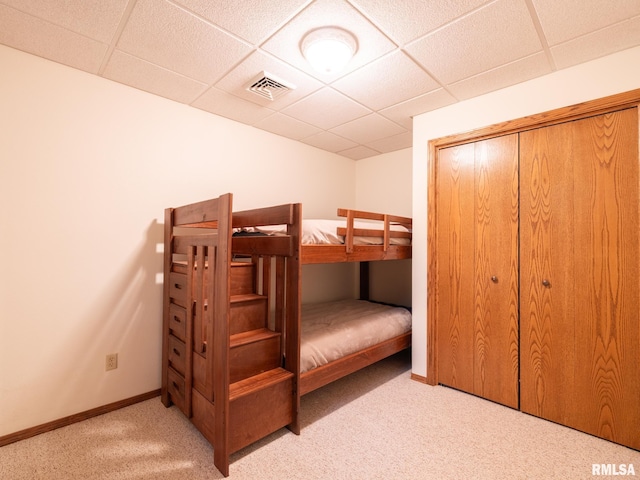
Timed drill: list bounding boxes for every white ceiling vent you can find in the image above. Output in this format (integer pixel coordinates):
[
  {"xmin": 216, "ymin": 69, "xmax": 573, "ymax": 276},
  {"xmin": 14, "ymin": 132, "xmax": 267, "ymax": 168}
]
[{"xmin": 246, "ymin": 72, "xmax": 296, "ymax": 101}]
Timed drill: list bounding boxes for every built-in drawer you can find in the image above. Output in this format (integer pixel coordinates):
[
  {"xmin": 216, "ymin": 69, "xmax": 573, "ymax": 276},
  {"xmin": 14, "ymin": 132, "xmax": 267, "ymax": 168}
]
[
  {"xmin": 169, "ymin": 272, "xmax": 187, "ymax": 308},
  {"xmin": 168, "ymin": 303, "xmax": 186, "ymax": 342},
  {"xmin": 167, "ymin": 366, "xmax": 185, "ymax": 413},
  {"xmin": 168, "ymin": 334, "xmax": 186, "ymax": 376}
]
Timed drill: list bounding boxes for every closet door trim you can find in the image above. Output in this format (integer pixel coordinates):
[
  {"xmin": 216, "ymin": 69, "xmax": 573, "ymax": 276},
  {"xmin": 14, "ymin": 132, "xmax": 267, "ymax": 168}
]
[{"xmin": 426, "ymin": 88, "xmax": 640, "ymax": 385}]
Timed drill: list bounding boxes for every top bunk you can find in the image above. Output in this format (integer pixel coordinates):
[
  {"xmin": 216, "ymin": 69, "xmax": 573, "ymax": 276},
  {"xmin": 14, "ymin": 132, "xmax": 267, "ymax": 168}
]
[
  {"xmin": 166, "ymin": 193, "xmax": 412, "ymax": 264},
  {"xmin": 242, "ymin": 208, "xmax": 412, "ymax": 264}
]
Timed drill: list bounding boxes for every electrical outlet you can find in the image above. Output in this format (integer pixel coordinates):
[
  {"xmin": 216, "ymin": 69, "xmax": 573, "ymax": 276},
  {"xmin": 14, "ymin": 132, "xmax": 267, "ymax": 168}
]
[{"xmin": 105, "ymin": 353, "xmax": 118, "ymax": 371}]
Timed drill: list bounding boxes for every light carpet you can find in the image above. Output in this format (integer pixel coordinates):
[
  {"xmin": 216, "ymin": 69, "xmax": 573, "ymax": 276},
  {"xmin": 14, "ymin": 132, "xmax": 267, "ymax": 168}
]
[{"xmin": 1, "ymin": 351, "xmax": 638, "ymax": 479}]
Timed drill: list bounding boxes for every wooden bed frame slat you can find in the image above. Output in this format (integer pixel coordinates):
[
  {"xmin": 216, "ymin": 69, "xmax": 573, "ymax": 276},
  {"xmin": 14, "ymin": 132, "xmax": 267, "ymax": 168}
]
[
  {"xmin": 232, "ymin": 235, "xmax": 293, "ymax": 257},
  {"xmin": 299, "ymin": 332, "xmax": 412, "ymax": 396},
  {"xmin": 173, "ymin": 197, "xmax": 225, "ymax": 226},
  {"xmin": 173, "ymin": 234, "xmax": 219, "ymax": 253},
  {"xmin": 337, "ymin": 207, "xmax": 412, "ymax": 227},
  {"xmin": 335, "ymin": 227, "xmax": 412, "ymax": 238},
  {"xmin": 232, "ymin": 203, "xmax": 296, "ymax": 228},
  {"xmin": 302, "ymin": 244, "xmax": 411, "ymax": 264}
]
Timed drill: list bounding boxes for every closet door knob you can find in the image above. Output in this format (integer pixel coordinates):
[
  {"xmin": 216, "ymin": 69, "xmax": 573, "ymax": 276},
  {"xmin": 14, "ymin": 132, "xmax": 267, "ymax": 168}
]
[
  {"xmin": 491, "ymin": 276, "xmax": 498, "ymax": 283},
  {"xmin": 542, "ymin": 279, "xmax": 551, "ymax": 288}
]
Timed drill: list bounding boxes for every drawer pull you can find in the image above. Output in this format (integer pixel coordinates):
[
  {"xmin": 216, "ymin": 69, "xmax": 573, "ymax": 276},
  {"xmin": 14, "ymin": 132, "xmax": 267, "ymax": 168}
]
[
  {"xmin": 173, "ymin": 348, "xmax": 181, "ymax": 357},
  {"xmin": 172, "ymin": 381, "xmax": 179, "ymax": 390},
  {"xmin": 173, "ymin": 315, "xmax": 181, "ymax": 323},
  {"xmin": 174, "ymin": 283, "xmax": 182, "ymax": 289}
]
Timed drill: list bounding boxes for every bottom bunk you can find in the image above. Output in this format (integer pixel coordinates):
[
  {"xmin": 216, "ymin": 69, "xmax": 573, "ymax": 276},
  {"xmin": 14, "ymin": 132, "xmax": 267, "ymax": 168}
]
[{"xmin": 299, "ymin": 299, "xmax": 412, "ymax": 396}]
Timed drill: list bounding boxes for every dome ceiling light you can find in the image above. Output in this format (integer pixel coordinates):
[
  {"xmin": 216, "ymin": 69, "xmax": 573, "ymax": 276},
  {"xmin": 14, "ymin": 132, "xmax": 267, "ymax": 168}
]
[{"xmin": 301, "ymin": 27, "xmax": 358, "ymax": 75}]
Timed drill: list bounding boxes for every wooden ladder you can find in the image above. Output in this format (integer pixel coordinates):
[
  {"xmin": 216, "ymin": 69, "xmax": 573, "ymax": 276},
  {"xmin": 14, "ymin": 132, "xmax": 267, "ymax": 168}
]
[
  {"xmin": 161, "ymin": 194, "xmax": 300, "ymax": 477},
  {"xmin": 187, "ymin": 256, "xmax": 294, "ymax": 477}
]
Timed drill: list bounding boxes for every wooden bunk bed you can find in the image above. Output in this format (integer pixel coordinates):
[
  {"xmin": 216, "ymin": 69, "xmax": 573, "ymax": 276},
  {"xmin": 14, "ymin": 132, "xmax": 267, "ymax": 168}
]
[{"xmin": 161, "ymin": 193, "xmax": 412, "ymax": 476}]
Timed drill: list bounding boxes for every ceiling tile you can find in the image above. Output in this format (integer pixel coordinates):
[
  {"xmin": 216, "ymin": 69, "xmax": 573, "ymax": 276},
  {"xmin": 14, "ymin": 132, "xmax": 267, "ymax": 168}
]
[
  {"xmin": 330, "ymin": 113, "xmax": 406, "ymax": 144},
  {"xmin": 551, "ymin": 16, "xmax": 640, "ymax": 69},
  {"xmin": 532, "ymin": 0, "xmax": 640, "ymax": 45},
  {"xmin": 215, "ymin": 50, "xmax": 323, "ymax": 108},
  {"xmin": 366, "ymin": 131, "xmax": 412, "ymax": 153},
  {"xmin": 117, "ymin": 0, "xmax": 253, "ymax": 84},
  {"xmin": 2, "ymin": 0, "xmax": 640, "ymax": 159},
  {"xmin": 0, "ymin": 4, "xmax": 107, "ymax": 73},
  {"xmin": 448, "ymin": 52, "xmax": 552, "ymax": 100},
  {"xmin": 338, "ymin": 145, "xmax": 381, "ymax": 160},
  {"xmin": 261, "ymin": 0, "xmax": 397, "ymax": 82},
  {"xmin": 379, "ymin": 89, "xmax": 457, "ymax": 129},
  {"xmin": 406, "ymin": 0, "xmax": 542, "ymax": 84},
  {"xmin": 192, "ymin": 87, "xmax": 276, "ymax": 124},
  {"xmin": 103, "ymin": 50, "xmax": 208, "ymax": 103},
  {"xmin": 253, "ymin": 112, "xmax": 322, "ymax": 140},
  {"xmin": 350, "ymin": 0, "xmax": 489, "ymax": 45},
  {"xmin": 0, "ymin": 0, "xmax": 129, "ymax": 43},
  {"xmin": 172, "ymin": 0, "xmax": 310, "ymax": 44},
  {"xmin": 301, "ymin": 131, "xmax": 358, "ymax": 152},
  {"xmin": 332, "ymin": 50, "xmax": 441, "ymax": 111},
  {"xmin": 281, "ymin": 87, "xmax": 370, "ymax": 130}
]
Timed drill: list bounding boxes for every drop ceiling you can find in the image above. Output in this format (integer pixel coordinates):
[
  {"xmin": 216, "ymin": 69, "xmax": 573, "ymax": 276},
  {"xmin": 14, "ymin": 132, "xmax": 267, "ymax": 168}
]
[{"xmin": 1, "ymin": 0, "xmax": 639, "ymax": 159}]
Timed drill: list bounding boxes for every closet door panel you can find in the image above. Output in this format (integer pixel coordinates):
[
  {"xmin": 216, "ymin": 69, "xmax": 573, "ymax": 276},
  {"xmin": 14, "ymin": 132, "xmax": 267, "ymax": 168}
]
[
  {"xmin": 473, "ymin": 136, "xmax": 520, "ymax": 409},
  {"xmin": 437, "ymin": 135, "xmax": 519, "ymax": 408},
  {"xmin": 521, "ymin": 108, "xmax": 640, "ymax": 450},
  {"xmin": 571, "ymin": 108, "xmax": 640, "ymax": 449},
  {"xmin": 520, "ymin": 121, "xmax": 577, "ymax": 424},
  {"xmin": 437, "ymin": 143, "xmax": 475, "ymax": 394}
]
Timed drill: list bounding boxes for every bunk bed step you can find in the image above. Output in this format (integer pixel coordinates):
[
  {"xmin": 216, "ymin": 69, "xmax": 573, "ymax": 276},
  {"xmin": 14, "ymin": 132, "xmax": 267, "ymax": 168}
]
[
  {"xmin": 229, "ymin": 368, "xmax": 294, "ymax": 453},
  {"xmin": 230, "ymin": 294, "xmax": 268, "ymax": 334},
  {"xmin": 190, "ymin": 368, "xmax": 294, "ymax": 456},
  {"xmin": 192, "ymin": 293, "xmax": 268, "ymax": 335},
  {"xmin": 230, "ymin": 261, "xmax": 255, "ymax": 295},
  {"xmin": 230, "ymin": 327, "xmax": 280, "ymax": 347},
  {"xmin": 230, "ymin": 328, "xmax": 281, "ymax": 383},
  {"xmin": 230, "ymin": 293, "xmax": 266, "ymax": 303},
  {"xmin": 229, "ymin": 367, "xmax": 293, "ymax": 399}
]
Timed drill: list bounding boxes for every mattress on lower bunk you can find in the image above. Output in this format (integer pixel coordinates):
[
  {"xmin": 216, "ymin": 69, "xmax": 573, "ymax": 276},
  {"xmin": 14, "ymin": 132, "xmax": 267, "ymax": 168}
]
[
  {"xmin": 237, "ymin": 219, "xmax": 411, "ymax": 246},
  {"xmin": 300, "ymin": 299, "xmax": 412, "ymax": 374}
]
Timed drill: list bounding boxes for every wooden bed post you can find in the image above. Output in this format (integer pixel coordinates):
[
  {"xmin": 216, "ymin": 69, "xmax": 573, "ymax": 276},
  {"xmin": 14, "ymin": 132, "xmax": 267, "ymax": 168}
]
[
  {"xmin": 213, "ymin": 194, "xmax": 232, "ymax": 477},
  {"xmin": 161, "ymin": 208, "xmax": 174, "ymax": 408},
  {"xmin": 359, "ymin": 262, "xmax": 370, "ymax": 301},
  {"xmin": 285, "ymin": 203, "xmax": 302, "ymax": 435}
]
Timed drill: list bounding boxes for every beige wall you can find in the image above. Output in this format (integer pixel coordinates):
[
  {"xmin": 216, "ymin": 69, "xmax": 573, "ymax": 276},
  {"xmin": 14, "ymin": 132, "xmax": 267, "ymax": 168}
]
[
  {"xmin": 412, "ymin": 45, "xmax": 640, "ymax": 379},
  {"xmin": 355, "ymin": 148, "xmax": 412, "ymax": 307},
  {"xmin": 0, "ymin": 45, "xmax": 357, "ymax": 436},
  {"xmin": 355, "ymin": 148, "xmax": 412, "ymax": 217}
]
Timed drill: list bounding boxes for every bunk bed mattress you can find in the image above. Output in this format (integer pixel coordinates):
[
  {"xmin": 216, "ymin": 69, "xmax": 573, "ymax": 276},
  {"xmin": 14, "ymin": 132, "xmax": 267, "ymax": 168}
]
[
  {"xmin": 240, "ymin": 219, "xmax": 410, "ymax": 245},
  {"xmin": 300, "ymin": 299, "xmax": 411, "ymax": 374}
]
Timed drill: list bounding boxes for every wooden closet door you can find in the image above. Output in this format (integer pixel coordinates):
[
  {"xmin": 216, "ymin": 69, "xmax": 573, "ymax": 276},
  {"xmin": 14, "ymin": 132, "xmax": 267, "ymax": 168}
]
[
  {"xmin": 437, "ymin": 134, "xmax": 519, "ymax": 408},
  {"xmin": 520, "ymin": 108, "xmax": 640, "ymax": 450},
  {"xmin": 437, "ymin": 142, "xmax": 475, "ymax": 395}
]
